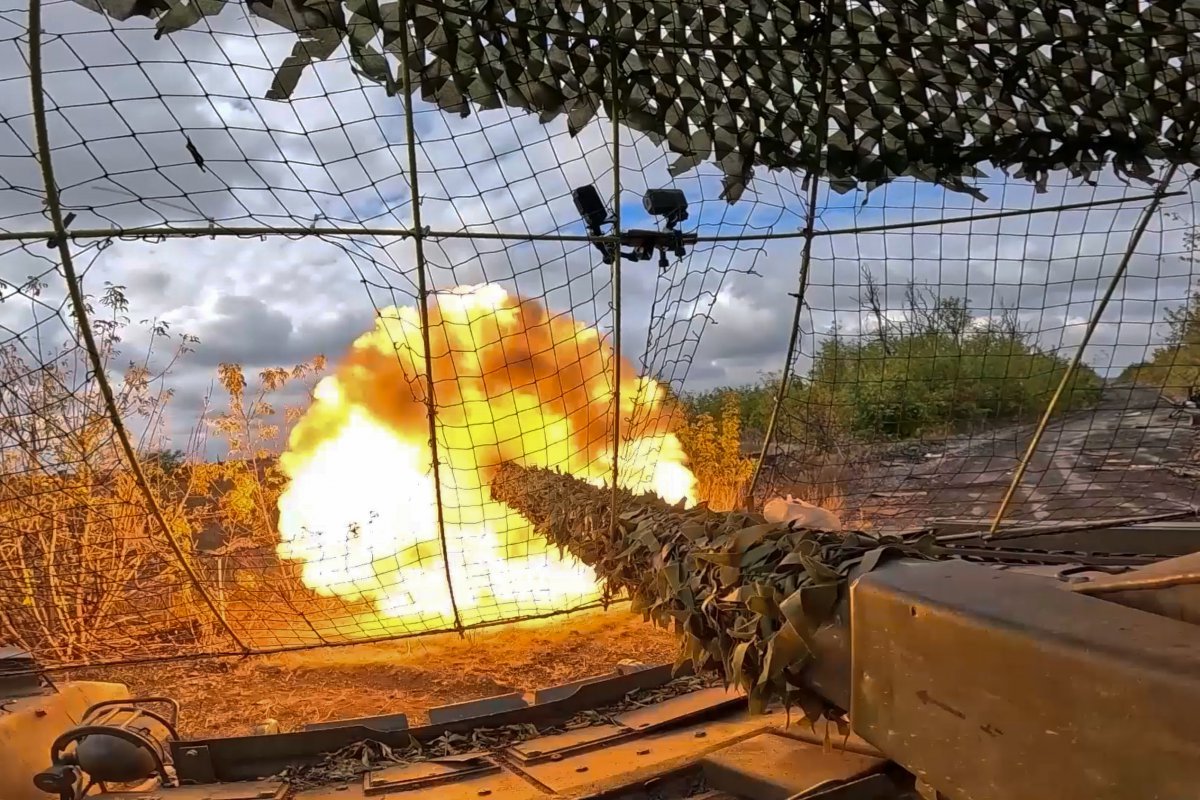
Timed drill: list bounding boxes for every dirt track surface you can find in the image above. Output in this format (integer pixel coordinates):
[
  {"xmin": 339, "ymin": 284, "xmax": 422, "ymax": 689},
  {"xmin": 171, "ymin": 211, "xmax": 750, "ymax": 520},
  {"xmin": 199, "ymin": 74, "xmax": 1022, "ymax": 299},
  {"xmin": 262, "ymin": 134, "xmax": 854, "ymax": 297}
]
[
  {"xmin": 858, "ymin": 384, "xmax": 1200, "ymax": 527},
  {"xmin": 69, "ymin": 607, "xmax": 677, "ymax": 738}
]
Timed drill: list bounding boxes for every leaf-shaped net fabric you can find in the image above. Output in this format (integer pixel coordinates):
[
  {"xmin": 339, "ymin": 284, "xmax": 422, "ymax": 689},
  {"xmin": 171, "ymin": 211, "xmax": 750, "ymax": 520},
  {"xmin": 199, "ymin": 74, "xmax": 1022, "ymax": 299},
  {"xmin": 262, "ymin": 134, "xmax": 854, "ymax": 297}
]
[{"xmin": 0, "ymin": 0, "xmax": 1198, "ymax": 671}]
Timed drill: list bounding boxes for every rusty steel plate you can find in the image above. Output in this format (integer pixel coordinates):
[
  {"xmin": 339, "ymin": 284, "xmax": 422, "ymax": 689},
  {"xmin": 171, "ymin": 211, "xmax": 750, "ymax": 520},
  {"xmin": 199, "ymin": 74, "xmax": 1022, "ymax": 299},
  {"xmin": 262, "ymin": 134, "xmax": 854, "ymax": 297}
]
[
  {"xmin": 507, "ymin": 723, "xmax": 630, "ymax": 763},
  {"xmin": 97, "ymin": 781, "xmax": 288, "ymax": 800},
  {"xmin": 297, "ymin": 769, "xmax": 541, "ymax": 800},
  {"xmin": 701, "ymin": 732, "xmax": 884, "ymax": 800},
  {"xmin": 363, "ymin": 754, "xmax": 498, "ymax": 795},
  {"xmin": 613, "ymin": 686, "xmax": 745, "ymax": 733},
  {"xmin": 520, "ymin": 708, "xmax": 788, "ymax": 795},
  {"xmin": 852, "ymin": 558, "xmax": 1200, "ymax": 800}
]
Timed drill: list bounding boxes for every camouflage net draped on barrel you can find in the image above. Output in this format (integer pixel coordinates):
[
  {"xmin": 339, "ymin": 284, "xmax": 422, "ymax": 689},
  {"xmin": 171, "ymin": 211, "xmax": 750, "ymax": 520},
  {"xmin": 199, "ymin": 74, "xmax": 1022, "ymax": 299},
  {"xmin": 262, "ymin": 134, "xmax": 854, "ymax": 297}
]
[{"xmin": 489, "ymin": 462, "xmax": 936, "ymax": 718}]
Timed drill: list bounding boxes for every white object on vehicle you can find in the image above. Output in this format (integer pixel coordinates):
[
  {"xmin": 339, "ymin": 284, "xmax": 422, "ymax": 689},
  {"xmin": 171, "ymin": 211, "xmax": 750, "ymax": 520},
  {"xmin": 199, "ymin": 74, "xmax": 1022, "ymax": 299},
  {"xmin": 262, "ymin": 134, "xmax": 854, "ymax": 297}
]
[{"xmin": 762, "ymin": 495, "xmax": 842, "ymax": 531}]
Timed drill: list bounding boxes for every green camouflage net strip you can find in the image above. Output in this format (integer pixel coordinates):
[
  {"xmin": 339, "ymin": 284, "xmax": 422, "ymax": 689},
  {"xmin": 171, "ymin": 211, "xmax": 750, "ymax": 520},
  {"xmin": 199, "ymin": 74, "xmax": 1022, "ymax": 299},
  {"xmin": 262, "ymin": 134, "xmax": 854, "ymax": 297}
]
[
  {"xmin": 489, "ymin": 462, "xmax": 937, "ymax": 718},
  {"xmin": 73, "ymin": 0, "xmax": 1200, "ymax": 200}
]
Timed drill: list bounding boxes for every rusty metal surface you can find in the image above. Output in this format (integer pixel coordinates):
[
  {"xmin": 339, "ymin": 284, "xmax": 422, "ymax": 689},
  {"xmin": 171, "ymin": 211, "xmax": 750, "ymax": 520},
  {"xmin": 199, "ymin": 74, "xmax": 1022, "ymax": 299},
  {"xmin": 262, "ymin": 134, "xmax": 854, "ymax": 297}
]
[
  {"xmin": 508, "ymin": 723, "xmax": 630, "ymax": 763},
  {"xmin": 1073, "ymin": 551, "xmax": 1200, "ymax": 594},
  {"xmin": 1089, "ymin": 584, "xmax": 1200, "ymax": 626},
  {"xmin": 362, "ymin": 753, "xmax": 498, "ymax": 794},
  {"xmin": 518, "ymin": 708, "xmax": 789, "ymax": 796},
  {"xmin": 534, "ymin": 674, "xmax": 621, "ymax": 704},
  {"xmin": 613, "ymin": 687, "xmax": 744, "ymax": 733},
  {"xmin": 297, "ymin": 769, "xmax": 542, "ymax": 800},
  {"xmin": 427, "ymin": 692, "xmax": 531, "ymax": 724},
  {"xmin": 1070, "ymin": 551, "xmax": 1200, "ymax": 624},
  {"xmin": 801, "ymin": 773, "xmax": 907, "ymax": 800},
  {"xmin": 171, "ymin": 662, "xmax": 680, "ymax": 782},
  {"xmin": 931, "ymin": 518, "xmax": 1200, "ymax": 556},
  {"xmin": 97, "ymin": 781, "xmax": 287, "ymax": 799},
  {"xmin": 302, "ymin": 712, "xmax": 409, "ymax": 733},
  {"xmin": 700, "ymin": 732, "xmax": 884, "ymax": 800},
  {"xmin": 771, "ymin": 726, "xmax": 882, "ymax": 759},
  {"xmin": 851, "ymin": 558, "xmax": 1200, "ymax": 800}
]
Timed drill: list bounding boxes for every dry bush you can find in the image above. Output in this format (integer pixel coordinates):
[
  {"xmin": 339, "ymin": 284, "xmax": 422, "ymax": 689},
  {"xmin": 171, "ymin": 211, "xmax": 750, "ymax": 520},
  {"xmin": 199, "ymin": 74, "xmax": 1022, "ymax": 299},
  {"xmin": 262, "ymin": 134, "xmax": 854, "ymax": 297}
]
[
  {"xmin": 187, "ymin": 358, "xmax": 345, "ymax": 645},
  {"xmin": 0, "ymin": 286, "xmax": 211, "ymax": 663},
  {"xmin": 0, "ymin": 281, "xmax": 336, "ymax": 663},
  {"xmin": 676, "ymin": 393, "xmax": 754, "ymax": 511}
]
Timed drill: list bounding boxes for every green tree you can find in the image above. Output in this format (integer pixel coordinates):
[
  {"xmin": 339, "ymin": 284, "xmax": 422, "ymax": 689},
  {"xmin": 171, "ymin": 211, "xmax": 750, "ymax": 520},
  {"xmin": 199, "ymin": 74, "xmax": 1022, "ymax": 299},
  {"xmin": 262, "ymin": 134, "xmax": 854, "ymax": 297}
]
[
  {"xmin": 146, "ymin": 448, "xmax": 186, "ymax": 474},
  {"xmin": 1121, "ymin": 285, "xmax": 1200, "ymax": 396}
]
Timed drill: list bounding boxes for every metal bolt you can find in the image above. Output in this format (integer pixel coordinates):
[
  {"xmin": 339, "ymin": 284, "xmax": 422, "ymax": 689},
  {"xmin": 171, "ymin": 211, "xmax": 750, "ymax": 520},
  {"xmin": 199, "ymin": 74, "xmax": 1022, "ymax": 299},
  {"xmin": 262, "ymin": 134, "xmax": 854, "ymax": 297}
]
[
  {"xmin": 694, "ymin": 731, "xmax": 707, "ymax": 739},
  {"xmin": 636, "ymin": 749, "xmax": 651, "ymax": 756},
  {"xmin": 550, "ymin": 754, "xmax": 563, "ymax": 762}
]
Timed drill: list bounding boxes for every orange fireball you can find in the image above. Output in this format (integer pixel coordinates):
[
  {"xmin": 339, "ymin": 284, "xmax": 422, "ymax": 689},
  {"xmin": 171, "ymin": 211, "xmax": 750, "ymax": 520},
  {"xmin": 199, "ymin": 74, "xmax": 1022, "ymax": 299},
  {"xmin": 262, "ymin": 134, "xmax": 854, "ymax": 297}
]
[{"xmin": 275, "ymin": 284, "xmax": 695, "ymax": 631}]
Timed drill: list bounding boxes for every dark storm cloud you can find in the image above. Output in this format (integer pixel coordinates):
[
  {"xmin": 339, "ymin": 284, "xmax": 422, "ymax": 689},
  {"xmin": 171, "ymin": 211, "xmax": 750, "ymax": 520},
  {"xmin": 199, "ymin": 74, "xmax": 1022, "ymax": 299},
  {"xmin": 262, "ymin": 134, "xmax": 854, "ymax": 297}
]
[{"xmin": 181, "ymin": 293, "xmax": 363, "ymax": 368}]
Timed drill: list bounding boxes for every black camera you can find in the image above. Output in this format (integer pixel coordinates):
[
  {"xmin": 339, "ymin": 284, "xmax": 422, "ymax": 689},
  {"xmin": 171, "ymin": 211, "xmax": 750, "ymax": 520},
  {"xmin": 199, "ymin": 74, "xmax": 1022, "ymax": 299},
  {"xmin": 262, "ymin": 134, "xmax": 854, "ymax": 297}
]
[
  {"xmin": 572, "ymin": 185, "xmax": 611, "ymax": 236},
  {"xmin": 642, "ymin": 188, "xmax": 689, "ymax": 229},
  {"xmin": 571, "ymin": 184, "xmax": 694, "ymax": 268}
]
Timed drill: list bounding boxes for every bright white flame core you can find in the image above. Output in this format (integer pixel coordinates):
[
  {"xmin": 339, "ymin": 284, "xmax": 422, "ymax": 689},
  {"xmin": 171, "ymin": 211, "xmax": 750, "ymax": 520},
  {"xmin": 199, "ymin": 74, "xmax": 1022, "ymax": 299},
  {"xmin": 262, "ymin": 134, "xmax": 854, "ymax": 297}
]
[{"xmin": 275, "ymin": 284, "xmax": 696, "ymax": 630}]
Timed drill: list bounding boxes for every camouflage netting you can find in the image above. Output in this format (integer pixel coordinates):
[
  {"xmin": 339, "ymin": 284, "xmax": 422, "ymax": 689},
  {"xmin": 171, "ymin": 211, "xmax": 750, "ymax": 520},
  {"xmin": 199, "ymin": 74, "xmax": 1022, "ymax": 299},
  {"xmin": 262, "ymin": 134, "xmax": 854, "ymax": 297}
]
[
  {"xmin": 490, "ymin": 462, "xmax": 936, "ymax": 717},
  {"xmin": 74, "ymin": 0, "xmax": 1200, "ymax": 201}
]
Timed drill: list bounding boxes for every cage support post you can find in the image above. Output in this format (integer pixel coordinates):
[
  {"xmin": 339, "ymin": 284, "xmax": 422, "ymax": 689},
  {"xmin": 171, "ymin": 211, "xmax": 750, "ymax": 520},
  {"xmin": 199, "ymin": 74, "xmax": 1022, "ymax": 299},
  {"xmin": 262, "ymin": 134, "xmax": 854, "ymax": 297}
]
[
  {"xmin": 26, "ymin": 0, "xmax": 250, "ymax": 653},
  {"xmin": 988, "ymin": 163, "xmax": 1186, "ymax": 537},
  {"xmin": 745, "ymin": 9, "xmax": 836, "ymax": 508},
  {"xmin": 607, "ymin": 3, "xmax": 623, "ymax": 543},
  {"xmin": 398, "ymin": 0, "xmax": 464, "ymax": 632}
]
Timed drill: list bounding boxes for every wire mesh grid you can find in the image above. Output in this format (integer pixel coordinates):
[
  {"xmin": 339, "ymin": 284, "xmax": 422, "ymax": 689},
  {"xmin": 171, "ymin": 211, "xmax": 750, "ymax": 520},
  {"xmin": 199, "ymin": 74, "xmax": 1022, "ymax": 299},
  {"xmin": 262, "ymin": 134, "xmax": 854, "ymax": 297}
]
[
  {"xmin": 2, "ymin": 0, "xmax": 1200, "ymax": 669},
  {"xmin": 752, "ymin": 171, "xmax": 1200, "ymax": 532}
]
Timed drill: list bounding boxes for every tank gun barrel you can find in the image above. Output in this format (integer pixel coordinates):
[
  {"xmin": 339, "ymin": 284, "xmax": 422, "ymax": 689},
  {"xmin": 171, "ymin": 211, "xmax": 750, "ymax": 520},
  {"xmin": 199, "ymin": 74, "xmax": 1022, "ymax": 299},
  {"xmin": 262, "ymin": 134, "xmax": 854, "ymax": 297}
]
[{"xmin": 489, "ymin": 462, "xmax": 929, "ymax": 716}]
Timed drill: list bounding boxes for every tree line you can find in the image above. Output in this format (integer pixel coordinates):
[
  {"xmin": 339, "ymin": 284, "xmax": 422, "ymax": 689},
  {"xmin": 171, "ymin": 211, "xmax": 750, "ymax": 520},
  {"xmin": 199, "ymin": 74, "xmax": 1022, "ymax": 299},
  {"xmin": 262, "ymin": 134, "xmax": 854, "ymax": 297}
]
[{"xmin": 680, "ymin": 280, "xmax": 1103, "ymax": 447}]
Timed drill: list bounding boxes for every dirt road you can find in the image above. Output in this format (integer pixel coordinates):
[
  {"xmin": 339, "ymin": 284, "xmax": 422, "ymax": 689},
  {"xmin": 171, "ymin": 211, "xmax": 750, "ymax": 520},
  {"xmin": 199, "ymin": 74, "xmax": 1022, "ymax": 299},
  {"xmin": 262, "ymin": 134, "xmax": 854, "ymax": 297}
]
[{"xmin": 853, "ymin": 384, "xmax": 1200, "ymax": 527}]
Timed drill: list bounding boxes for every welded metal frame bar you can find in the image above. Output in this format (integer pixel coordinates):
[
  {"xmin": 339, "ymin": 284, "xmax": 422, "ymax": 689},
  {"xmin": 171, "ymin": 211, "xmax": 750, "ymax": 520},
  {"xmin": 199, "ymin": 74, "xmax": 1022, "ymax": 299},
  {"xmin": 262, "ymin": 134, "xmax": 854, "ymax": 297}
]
[
  {"xmin": 608, "ymin": 4, "xmax": 623, "ymax": 541},
  {"xmin": 397, "ymin": 0, "xmax": 463, "ymax": 632},
  {"xmin": 1, "ymin": 191, "xmax": 1177, "ymax": 246},
  {"xmin": 24, "ymin": 0, "xmax": 249, "ymax": 653},
  {"xmin": 988, "ymin": 161, "xmax": 1191, "ymax": 536}
]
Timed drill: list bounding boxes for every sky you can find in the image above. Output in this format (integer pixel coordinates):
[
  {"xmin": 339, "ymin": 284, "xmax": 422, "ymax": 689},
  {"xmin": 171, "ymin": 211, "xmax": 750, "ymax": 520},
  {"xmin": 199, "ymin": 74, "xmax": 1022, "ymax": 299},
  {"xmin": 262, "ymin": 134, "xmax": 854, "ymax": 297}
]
[{"xmin": 1, "ymin": 0, "xmax": 1198, "ymax": 456}]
